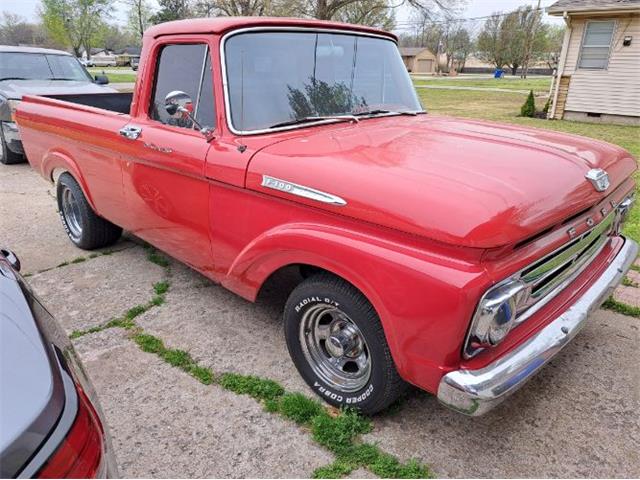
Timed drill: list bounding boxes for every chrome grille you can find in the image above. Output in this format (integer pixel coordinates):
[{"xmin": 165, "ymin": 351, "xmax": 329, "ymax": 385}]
[{"xmin": 514, "ymin": 212, "xmax": 615, "ymax": 324}]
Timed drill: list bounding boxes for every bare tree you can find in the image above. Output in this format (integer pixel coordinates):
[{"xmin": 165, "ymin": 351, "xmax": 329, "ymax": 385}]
[
  {"xmin": 520, "ymin": 1, "xmax": 543, "ymax": 78},
  {"xmin": 475, "ymin": 14, "xmax": 506, "ymax": 68},
  {"xmin": 0, "ymin": 12, "xmax": 49, "ymax": 46},
  {"xmin": 542, "ymin": 24, "xmax": 565, "ymax": 70},
  {"xmin": 334, "ymin": 0, "xmax": 395, "ymax": 29},
  {"xmin": 305, "ymin": 0, "xmax": 462, "ymax": 23},
  {"xmin": 123, "ymin": 0, "xmax": 153, "ymax": 39}
]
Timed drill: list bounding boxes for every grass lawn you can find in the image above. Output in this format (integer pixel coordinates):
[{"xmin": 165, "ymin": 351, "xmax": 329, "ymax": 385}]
[
  {"xmin": 87, "ymin": 68, "xmax": 137, "ymax": 83},
  {"xmin": 413, "ymin": 76, "xmax": 552, "ymax": 94},
  {"xmin": 415, "ymin": 86, "xmax": 640, "ymax": 242}
]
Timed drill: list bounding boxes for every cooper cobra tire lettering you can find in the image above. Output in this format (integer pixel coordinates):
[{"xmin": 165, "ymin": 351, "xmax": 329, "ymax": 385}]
[{"xmin": 285, "ymin": 274, "xmax": 407, "ymax": 415}]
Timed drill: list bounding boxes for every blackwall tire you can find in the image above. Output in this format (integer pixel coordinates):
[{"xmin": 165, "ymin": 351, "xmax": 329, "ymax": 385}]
[{"xmin": 56, "ymin": 173, "xmax": 122, "ymax": 250}]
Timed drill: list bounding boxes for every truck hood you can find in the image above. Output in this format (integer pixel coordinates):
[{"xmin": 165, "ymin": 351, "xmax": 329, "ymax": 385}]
[
  {"xmin": 247, "ymin": 115, "xmax": 637, "ymax": 248},
  {"xmin": 0, "ymin": 79, "xmax": 116, "ymax": 100}
]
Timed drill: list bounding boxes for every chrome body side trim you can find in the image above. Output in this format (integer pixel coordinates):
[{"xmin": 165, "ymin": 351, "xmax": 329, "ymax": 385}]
[
  {"xmin": 438, "ymin": 237, "xmax": 638, "ymax": 416},
  {"xmin": 261, "ymin": 175, "xmax": 347, "ymax": 206},
  {"xmin": 219, "ymin": 26, "xmax": 398, "ymax": 136}
]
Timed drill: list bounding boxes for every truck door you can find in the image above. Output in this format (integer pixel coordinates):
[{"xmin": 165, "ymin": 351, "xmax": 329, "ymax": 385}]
[{"xmin": 119, "ymin": 41, "xmax": 216, "ymax": 273}]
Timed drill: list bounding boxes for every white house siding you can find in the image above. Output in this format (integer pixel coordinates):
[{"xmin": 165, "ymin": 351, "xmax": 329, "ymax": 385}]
[{"xmin": 563, "ymin": 14, "xmax": 640, "ymax": 118}]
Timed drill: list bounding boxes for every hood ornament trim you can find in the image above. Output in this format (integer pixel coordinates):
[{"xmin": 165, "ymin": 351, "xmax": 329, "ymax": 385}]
[
  {"xmin": 261, "ymin": 175, "xmax": 347, "ymax": 206},
  {"xmin": 585, "ymin": 169, "xmax": 610, "ymax": 192}
]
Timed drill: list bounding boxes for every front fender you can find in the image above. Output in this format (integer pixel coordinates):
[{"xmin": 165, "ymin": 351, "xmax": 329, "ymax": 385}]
[{"xmin": 222, "ymin": 222, "xmax": 487, "ymax": 387}]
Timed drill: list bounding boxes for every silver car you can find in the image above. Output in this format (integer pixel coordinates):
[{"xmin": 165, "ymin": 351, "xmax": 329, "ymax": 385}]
[
  {"xmin": 0, "ymin": 46, "xmax": 115, "ymax": 164},
  {"xmin": 0, "ymin": 249, "xmax": 117, "ymax": 477}
]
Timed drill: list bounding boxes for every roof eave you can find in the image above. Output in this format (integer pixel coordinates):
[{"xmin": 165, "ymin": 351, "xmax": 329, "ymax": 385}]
[{"xmin": 548, "ymin": 6, "xmax": 640, "ymax": 15}]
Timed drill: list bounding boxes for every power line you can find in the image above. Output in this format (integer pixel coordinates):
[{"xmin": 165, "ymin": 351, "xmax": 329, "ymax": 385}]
[{"xmin": 391, "ymin": 5, "xmax": 546, "ymax": 28}]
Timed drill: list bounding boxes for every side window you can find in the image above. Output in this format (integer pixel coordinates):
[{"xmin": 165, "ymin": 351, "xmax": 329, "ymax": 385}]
[
  {"xmin": 195, "ymin": 54, "xmax": 215, "ymax": 129},
  {"xmin": 579, "ymin": 21, "xmax": 615, "ymax": 70},
  {"xmin": 149, "ymin": 43, "xmax": 215, "ymax": 130}
]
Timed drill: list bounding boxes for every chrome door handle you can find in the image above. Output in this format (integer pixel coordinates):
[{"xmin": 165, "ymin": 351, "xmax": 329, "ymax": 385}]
[{"xmin": 119, "ymin": 125, "xmax": 142, "ymax": 140}]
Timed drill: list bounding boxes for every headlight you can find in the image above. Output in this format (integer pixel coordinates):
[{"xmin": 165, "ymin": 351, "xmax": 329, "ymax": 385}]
[
  {"xmin": 464, "ymin": 280, "xmax": 526, "ymax": 358},
  {"xmin": 614, "ymin": 192, "xmax": 635, "ymax": 234},
  {"xmin": 0, "ymin": 98, "xmax": 20, "ymax": 122},
  {"xmin": 8, "ymin": 99, "xmax": 20, "ymax": 121}
]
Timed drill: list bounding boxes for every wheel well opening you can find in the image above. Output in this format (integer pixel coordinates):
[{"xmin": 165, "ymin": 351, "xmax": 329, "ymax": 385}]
[
  {"xmin": 51, "ymin": 168, "xmax": 70, "ymax": 184},
  {"xmin": 255, "ymin": 264, "xmax": 333, "ymax": 308}
]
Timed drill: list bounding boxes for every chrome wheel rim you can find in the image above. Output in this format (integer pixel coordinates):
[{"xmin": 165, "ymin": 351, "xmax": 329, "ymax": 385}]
[
  {"xmin": 61, "ymin": 187, "xmax": 82, "ymax": 241},
  {"xmin": 300, "ymin": 303, "xmax": 371, "ymax": 393}
]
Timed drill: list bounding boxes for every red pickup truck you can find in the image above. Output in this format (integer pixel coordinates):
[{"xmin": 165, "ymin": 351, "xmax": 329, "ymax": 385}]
[{"xmin": 15, "ymin": 17, "xmax": 638, "ymax": 416}]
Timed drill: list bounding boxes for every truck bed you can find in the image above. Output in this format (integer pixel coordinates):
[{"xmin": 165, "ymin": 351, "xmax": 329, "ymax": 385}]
[
  {"xmin": 16, "ymin": 92, "xmax": 134, "ymax": 190},
  {"xmin": 43, "ymin": 92, "xmax": 133, "ymax": 114}
]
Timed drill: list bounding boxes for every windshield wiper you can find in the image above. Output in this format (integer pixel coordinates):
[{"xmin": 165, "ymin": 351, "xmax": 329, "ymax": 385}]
[
  {"xmin": 0, "ymin": 77, "xmax": 30, "ymax": 81},
  {"xmin": 352, "ymin": 109, "xmax": 425, "ymax": 117},
  {"xmin": 270, "ymin": 115, "xmax": 359, "ymax": 129}
]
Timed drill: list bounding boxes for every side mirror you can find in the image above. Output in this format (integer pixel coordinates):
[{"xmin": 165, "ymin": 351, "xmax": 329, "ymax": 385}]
[
  {"xmin": 0, "ymin": 249, "xmax": 21, "ymax": 271},
  {"xmin": 164, "ymin": 90, "xmax": 213, "ymax": 139},
  {"xmin": 164, "ymin": 90, "xmax": 194, "ymax": 118},
  {"xmin": 95, "ymin": 75, "xmax": 109, "ymax": 85}
]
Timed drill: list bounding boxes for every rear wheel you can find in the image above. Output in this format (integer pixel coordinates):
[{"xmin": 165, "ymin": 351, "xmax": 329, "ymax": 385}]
[
  {"xmin": 0, "ymin": 122, "xmax": 24, "ymax": 165},
  {"xmin": 284, "ymin": 273, "xmax": 406, "ymax": 414},
  {"xmin": 57, "ymin": 173, "xmax": 122, "ymax": 249}
]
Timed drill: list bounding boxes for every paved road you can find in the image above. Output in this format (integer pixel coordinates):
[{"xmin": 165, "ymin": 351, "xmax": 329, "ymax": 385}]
[
  {"xmin": 2, "ymin": 162, "xmax": 639, "ymax": 477},
  {"xmin": 413, "ymin": 84, "xmax": 548, "ymax": 95}
]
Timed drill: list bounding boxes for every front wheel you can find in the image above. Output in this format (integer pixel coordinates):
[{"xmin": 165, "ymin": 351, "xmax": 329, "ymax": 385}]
[
  {"xmin": 284, "ymin": 273, "xmax": 406, "ymax": 415},
  {"xmin": 57, "ymin": 173, "xmax": 122, "ymax": 249}
]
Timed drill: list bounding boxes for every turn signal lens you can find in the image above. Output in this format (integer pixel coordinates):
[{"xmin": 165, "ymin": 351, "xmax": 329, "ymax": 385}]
[{"xmin": 36, "ymin": 383, "xmax": 104, "ymax": 478}]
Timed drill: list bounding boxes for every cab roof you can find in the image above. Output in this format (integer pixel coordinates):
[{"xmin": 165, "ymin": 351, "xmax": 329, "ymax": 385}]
[
  {"xmin": 0, "ymin": 45, "xmax": 72, "ymax": 56},
  {"xmin": 145, "ymin": 17, "xmax": 397, "ymax": 42}
]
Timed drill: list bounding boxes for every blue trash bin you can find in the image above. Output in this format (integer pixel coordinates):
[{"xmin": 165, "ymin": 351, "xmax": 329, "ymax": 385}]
[{"xmin": 494, "ymin": 69, "xmax": 504, "ymax": 79}]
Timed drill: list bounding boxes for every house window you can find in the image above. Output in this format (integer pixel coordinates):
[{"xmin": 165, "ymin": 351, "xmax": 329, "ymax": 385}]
[{"xmin": 579, "ymin": 20, "xmax": 616, "ymax": 69}]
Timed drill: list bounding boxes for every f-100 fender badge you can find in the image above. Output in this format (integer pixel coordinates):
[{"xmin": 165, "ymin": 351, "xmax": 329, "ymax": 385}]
[
  {"xmin": 261, "ymin": 175, "xmax": 347, "ymax": 206},
  {"xmin": 585, "ymin": 168, "xmax": 610, "ymax": 192}
]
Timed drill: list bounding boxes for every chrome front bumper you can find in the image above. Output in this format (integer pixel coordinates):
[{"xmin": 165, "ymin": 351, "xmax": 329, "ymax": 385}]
[{"xmin": 437, "ymin": 237, "xmax": 638, "ymax": 416}]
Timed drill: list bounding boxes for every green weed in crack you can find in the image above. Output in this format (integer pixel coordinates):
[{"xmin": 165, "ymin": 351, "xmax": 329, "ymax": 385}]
[
  {"xmin": 218, "ymin": 373, "xmax": 284, "ymax": 401},
  {"xmin": 143, "ymin": 244, "xmax": 170, "ymax": 268},
  {"xmin": 69, "ymin": 280, "xmax": 171, "ymax": 339},
  {"xmin": 33, "ymin": 246, "xmax": 131, "ymax": 276},
  {"xmin": 67, "ymin": 242, "xmax": 431, "ymax": 478},
  {"xmin": 154, "ymin": 280, "xmax": 170, "ymax": 295},
  {"xmin": 602, "ymin": 296, "xmax": 640, "ymax": 318},
  {"xmin": 131, "ymin": 333, "xmax": 214, "ymax": 385},
  {"xmin": 138, "ymin": 338, "xmax": 430, "ymax": 478}
]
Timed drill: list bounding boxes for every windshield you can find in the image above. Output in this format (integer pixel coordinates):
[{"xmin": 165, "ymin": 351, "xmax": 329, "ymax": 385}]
[
  {"xmin": 224, "ymin": 31, "xmax": 422, "ymax": 132},
  {"xmin": 0, "ymin": 52, "xmax": 92, "ymax": 82}
]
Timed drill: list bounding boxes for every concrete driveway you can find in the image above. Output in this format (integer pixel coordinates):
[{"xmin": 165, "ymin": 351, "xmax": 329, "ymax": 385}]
[{"xmin": 2, "ymin": 162, "xmax": 639, "ymax": 478}]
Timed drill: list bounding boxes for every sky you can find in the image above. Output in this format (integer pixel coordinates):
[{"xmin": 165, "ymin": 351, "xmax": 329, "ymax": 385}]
[{"xmin": 3, "ymin": 0, "xmax": 565, "ymax": 28}]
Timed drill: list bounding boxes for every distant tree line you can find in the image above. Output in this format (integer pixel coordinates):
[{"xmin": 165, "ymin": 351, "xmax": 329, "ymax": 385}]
[
  {"xmin": 0, "ymin": 0, "xmax": 563, "ymax": 75},
  {"xmin": 398, "ymin": 6, "xmax": 565, "ymax": 77}
]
